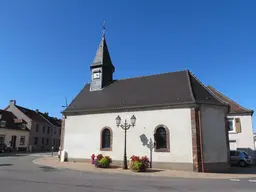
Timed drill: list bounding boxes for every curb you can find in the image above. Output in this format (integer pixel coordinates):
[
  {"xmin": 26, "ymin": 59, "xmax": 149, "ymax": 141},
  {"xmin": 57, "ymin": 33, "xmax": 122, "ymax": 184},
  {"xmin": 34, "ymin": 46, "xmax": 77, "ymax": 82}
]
[{"xmin": 32, "ymin": 157, "xmax": 256, "ymax": 180}]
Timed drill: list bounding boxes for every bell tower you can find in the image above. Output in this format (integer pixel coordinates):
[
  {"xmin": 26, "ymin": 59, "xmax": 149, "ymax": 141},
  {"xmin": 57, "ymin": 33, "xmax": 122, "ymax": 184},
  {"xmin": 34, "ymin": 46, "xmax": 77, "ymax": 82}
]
[{"xmin": 90, "ymin": 22, "xmax": 115, "ymax": 91}]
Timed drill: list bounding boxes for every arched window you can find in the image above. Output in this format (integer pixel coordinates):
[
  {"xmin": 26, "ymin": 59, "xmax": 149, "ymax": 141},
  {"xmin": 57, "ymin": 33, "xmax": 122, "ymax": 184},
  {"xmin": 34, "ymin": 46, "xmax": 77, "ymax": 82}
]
[
  {"xmin": 154, "ymin": 125, "xmax": 170, "ymax": 152},
  {"xmin": 100, "ymin": 127, "xmax": 112, "ymax": 151}
]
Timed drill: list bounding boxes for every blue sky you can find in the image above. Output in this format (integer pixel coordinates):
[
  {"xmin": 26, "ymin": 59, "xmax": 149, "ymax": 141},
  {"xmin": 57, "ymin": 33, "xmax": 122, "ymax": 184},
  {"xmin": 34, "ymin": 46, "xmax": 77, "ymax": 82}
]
[{"xmin": 0, "ymin": 0, "xmax": 255, "ymax": 129}]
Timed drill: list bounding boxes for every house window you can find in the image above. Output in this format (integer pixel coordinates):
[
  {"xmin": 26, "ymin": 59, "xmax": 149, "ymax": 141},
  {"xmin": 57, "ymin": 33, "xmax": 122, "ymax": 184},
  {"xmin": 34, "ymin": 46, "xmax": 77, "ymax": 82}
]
[
  {"xmin": 47, "ymin": 127, "xmax": 50, "ymax": 134},
  {"xmin": 0, "ymin": 120, "xmax": 6, "ymax": 127},
  {"xmin": 34, "ymin": 137, "xmax": 38, "ymax": 145},
  {"xmin": 154, "ymin": 125, "xmax": 170, "ymax": 152},
  {"xmin": 46, "ymin": 138, "xmax": 49, "ymax": 145},
  {"xmin": 100, "ymin": 127, "xmax": 112, "ymax": 151},
  {"xmin": 36, "ymin": 124, "xmax": 39, "ymax": 132},
  {"xmin": 42, "ymin": 138, "xmax": 45, "ymax": 145},
  {"xmin": 54, "ymin": 127, "xmax": 56, "ymax": 134},
  {"xmin": 228, "ymin": 118, "xmax": 235, "ymax": 132},
  {"xmin": 43, "ymin": 126, "xmax": 45, "ymax": 133},
  {"xmin": 20, "ymin": 136, "xmax": 25, "ymax": 145},
  {"xmin": 0, "ymin": 135, "xmax": 5, "ymax": 144}
]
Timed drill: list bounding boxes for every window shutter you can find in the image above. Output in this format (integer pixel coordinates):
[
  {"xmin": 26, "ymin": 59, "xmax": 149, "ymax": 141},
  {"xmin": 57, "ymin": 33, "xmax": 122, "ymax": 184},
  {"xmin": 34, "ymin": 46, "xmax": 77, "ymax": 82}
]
[{"xmin": 235, "ymin": 118, "xmax": 241, "ymax": 133}]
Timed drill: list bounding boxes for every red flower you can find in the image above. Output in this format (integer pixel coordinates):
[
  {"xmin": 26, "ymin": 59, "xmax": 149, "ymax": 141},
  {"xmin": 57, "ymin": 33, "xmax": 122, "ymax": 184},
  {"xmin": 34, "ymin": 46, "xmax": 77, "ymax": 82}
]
[
  {"xmin": 97, "ymin": 154, "xmax": 103, "ymax": 161},
  {"xmin": 130, "ymin": 155, "xmax": 140, "ymax": 162}
]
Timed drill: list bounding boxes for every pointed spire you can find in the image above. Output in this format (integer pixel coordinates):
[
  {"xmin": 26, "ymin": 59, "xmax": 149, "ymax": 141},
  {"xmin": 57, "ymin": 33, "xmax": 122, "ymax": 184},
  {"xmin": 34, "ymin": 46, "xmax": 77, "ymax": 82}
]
[{"xmin": 90, "ymin": 21, "xmax": 114, "ymax": 69}]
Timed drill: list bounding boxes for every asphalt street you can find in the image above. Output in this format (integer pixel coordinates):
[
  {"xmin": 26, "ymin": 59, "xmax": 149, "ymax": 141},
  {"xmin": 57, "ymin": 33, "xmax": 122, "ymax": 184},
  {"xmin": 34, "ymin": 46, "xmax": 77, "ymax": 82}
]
[{"xmin": 0, "ymin": 153, "xmax": 256, "ymax": 192}]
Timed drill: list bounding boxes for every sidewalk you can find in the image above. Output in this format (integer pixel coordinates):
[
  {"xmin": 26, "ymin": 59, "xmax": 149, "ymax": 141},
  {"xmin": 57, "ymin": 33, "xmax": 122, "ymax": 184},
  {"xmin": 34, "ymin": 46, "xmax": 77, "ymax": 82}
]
[{"xmin": 33, "ymin": 157, "xmax": 256, "ymax": 179}]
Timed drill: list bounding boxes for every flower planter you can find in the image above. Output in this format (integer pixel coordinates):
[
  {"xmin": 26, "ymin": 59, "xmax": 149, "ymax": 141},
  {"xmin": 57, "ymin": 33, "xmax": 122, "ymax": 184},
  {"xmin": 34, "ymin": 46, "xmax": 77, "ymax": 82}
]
[
  {"xmin": 93, "ymin": 154, "xmax": 112, "ymax": 169},
  {"xmin": 129, "ymin": 155, "xmax": 149, "ymax": 172}
]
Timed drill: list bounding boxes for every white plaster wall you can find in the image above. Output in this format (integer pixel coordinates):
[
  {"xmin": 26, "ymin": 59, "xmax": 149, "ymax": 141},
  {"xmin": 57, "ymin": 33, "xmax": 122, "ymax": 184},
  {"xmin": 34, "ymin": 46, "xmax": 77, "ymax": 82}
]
[
  {"xmin": 200, "ymin": 105, "xmax": 228, "ymax": 163},
  {"xmin": 0, "ymin": 129, "xmax": 29, "ymax": 148},
  {"xmin": 64, "ymin": 108, "xmax": 193, "ymax": 163},
  {"xmin": 228, "ymin": 114, "xmax": 255, "ymax": 157}
]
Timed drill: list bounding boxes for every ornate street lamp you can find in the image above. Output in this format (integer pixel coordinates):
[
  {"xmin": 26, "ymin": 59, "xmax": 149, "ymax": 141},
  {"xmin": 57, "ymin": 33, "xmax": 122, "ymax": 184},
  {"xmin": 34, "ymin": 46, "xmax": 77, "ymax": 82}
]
[{"xmin": 116, "ymin": 115, "xmax": 136, "ymax": 169}]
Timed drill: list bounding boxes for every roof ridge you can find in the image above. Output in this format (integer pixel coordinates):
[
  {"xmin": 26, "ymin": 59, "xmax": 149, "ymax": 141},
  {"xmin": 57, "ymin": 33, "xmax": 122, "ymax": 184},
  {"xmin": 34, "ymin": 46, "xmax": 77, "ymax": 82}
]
[
  {"xmin": 115, "ymin": 70, "xmax": 188, "ymax": 82},
  {"xmin": 16, "ymin": 105, "xmax": 59, "ymax": 119},
  {"xmin": 188, "ymin": 71, "xmax": 227, "ymax": 106},
  {"xmin": 207, "ymin": 85, "xmax": 253, "ymax": 112},
  {"xmin": 185, "ymin": 70, "xmax": 196, "ymax": 102},
  {"xmin": 16, "ymin": 105, "xmax": 37, "ymax": 113}
]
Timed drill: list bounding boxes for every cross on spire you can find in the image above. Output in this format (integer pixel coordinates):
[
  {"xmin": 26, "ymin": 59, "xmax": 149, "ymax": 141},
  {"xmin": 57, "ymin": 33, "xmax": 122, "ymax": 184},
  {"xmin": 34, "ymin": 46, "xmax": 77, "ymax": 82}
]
[{"xmin": 102, "ymin": 21, "xmax": 106, "ymax": 37}]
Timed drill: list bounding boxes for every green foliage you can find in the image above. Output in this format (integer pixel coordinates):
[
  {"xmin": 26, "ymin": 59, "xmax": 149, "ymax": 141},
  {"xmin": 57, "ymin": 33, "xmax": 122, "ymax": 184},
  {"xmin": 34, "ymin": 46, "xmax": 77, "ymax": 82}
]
[
  {"xmin": 132, "ymin": 161, "xmax": 144, "ymax": 172},
  {"xmin": 99, "ymin": 157, "xmax": 110, "ymax": 168},
  {"xmin": 94, "ymin": 154, "xmax": 112, "ymax": 168},
  {"xmin": 129, "ymin": 155, "xmax": 149, "ymax": 172}
]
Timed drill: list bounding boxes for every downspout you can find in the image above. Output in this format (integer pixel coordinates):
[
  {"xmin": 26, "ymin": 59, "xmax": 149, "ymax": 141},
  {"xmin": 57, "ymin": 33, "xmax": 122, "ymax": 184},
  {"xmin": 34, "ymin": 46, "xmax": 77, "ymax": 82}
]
[{"xmin": 197, "ymin": 108, "xmax": 205, "ymax": 172}]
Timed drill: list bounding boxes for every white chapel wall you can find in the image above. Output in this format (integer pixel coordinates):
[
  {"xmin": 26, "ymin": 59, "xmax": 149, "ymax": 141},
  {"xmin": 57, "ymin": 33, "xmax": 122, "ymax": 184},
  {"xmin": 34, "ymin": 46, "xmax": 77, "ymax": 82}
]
[{"xmin": 63, "ymin": 108, "xmax": 193, "ymax": 164}]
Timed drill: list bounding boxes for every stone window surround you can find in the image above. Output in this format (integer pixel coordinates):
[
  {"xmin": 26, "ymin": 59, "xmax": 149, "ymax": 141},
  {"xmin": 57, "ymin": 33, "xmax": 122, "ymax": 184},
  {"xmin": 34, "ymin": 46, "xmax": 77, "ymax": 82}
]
[
  {"xmin": 100, "ymin": 127, "xmax": 113, "ymax": 151},
  {"xmin": 154, "ymin": 124, "xmax": 170, "ymax": 152}
]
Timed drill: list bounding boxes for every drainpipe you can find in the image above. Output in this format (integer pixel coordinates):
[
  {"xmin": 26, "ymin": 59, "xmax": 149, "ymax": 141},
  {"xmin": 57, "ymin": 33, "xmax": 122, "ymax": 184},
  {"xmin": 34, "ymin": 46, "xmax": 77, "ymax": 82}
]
[{"xmin": 197, "ymin": 109, "xmax": 205, "ymax": 172}]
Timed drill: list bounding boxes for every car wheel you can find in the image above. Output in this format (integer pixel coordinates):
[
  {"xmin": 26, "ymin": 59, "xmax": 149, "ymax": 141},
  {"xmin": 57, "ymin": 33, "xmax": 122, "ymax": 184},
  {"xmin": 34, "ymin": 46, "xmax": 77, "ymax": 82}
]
[{"xmin": 239, "ymin": 160, "xmax": 247, "ymax": 167}]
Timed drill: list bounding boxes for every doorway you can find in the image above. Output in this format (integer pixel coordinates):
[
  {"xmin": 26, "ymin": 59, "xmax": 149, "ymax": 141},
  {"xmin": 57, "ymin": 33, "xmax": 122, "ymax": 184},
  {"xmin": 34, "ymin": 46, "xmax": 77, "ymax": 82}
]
[{"xmin": 11, "ymin": 135, "xmax": 17, "ymax": 149}]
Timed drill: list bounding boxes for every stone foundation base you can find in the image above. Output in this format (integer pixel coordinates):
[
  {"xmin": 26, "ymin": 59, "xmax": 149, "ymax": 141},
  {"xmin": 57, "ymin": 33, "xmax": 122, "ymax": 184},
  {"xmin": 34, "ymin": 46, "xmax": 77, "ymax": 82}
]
[
  {"xmin": 203, "ymin": 162, "xmax": 230, "ymax": 173},
  {"xmin": 68, "ymin": 158, "xmax": 194, "ymax": 171},
  {"xmin": 68, "ymin": 158, "xmax": 230, "ymax": 173}
]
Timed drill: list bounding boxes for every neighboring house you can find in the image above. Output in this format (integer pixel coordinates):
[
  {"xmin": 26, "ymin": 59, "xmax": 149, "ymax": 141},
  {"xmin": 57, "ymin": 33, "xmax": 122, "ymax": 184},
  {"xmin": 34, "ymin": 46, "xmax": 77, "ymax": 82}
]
[
  {"xmin": 61, "ymin": 32, "xmax": 230, "ymax": 173},
  {"xmin": 39, "ymin": 112, "xmax": 62, "ymax": 149},
  {"xmin": 0, "ymin": 110, "xmax": 29, "ymax": 151},
  {"xmin": 5, "ymin": 100, "xmax": 61, "ymax": 151},
  {"xmin": 207, "ymin": 86, "xmax": 255, "ymax": 159}
]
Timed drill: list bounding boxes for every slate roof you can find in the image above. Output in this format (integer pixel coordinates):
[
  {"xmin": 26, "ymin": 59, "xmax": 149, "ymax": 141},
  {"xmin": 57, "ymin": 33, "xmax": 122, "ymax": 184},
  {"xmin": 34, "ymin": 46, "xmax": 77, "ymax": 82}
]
[
  {"xmin": 16, "ymin": 105, "xmax": 47, "ymax": 123},
  {"xmin": 0, "ymin": 110, "xmax": 29, "ymax": 131},
  {"xmin": 39, "ymin": 112, "xmax": 61, "ymax": 127},
  {"xmin": 207, "ymin": 86, "xmax": 254, "ymax": 115},
  {"xmin": 63, "ymin": 70, "xmax": 227, "ymax": 114},
  {"xmin": 16, "ymin": 105, "xmax": 61, "ymax": 126}
]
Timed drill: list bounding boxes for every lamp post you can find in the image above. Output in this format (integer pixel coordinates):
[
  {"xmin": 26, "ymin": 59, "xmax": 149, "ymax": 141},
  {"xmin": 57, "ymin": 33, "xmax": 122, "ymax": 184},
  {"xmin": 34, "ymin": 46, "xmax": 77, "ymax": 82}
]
[{"xmin": 116, "ymin": 115, "xmax": 136, "ymax": 169}]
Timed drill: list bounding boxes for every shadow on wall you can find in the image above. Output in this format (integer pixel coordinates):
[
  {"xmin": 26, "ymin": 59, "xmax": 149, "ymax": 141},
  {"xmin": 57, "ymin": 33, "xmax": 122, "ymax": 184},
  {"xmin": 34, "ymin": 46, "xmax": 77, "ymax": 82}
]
[{"xmin": 139, "ymin": 134, "xmax": 155, "ymax": 168}]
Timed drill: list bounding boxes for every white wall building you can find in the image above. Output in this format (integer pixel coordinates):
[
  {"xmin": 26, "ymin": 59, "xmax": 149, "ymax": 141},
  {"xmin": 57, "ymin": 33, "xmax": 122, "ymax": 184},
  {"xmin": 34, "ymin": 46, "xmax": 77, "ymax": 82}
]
[
  {"xmin": 61, "ymin": 32, "xmax": 231, "ymax": 172},
  {"xmin": 207, "ymin": 86, "xmax": 255, "ymax": 160},
  {"xmin": 4, "ymin": 101, "xmax": 62, "ymax": 152},
  {"xmin": 0, "ymin": 110, "xmax": 29, "ymax": 151}
]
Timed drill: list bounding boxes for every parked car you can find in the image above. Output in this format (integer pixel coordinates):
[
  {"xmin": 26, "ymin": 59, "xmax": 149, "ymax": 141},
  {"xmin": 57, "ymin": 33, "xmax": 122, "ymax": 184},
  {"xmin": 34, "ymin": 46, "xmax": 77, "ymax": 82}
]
[{"xmin": 230, "ymin": 150, "xmax": 252, "ymax": 167}]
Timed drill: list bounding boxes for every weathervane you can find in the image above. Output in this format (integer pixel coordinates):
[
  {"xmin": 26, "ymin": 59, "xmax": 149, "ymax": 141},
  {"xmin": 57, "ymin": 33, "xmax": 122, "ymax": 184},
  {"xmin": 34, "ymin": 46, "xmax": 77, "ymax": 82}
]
[{"xmin": 102, "ymin": 21, "xmax": 106, "ymax": 37}]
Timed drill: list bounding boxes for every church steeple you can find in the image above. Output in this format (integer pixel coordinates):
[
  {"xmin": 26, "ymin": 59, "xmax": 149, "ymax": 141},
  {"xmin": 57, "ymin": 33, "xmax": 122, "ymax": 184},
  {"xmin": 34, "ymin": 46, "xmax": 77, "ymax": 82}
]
[{"xmin": 90, "ymin": 22, "xmax": 115, "ymax": 91}]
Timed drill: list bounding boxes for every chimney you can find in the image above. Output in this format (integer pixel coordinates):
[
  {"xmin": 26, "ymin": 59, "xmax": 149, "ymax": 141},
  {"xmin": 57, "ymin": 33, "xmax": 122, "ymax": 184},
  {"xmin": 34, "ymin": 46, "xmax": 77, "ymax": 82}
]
[
  {"xmin": 35, "ymin": 109, "xmax": 39, "ymax": 113},
  {"xmin": 44, "ymin": 112, "xmax": 49, "ymax": 116},
  {"xmin": 10, "ymin": 100, "xmax": 16, "ymax": 106}
]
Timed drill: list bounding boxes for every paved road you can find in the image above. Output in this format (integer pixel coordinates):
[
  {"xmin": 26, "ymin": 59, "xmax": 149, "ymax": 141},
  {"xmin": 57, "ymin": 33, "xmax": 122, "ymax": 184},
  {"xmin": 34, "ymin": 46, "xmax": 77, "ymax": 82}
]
[{"xmin": 0, "ymin": 153, "xmax": 256, "ymax": 192}]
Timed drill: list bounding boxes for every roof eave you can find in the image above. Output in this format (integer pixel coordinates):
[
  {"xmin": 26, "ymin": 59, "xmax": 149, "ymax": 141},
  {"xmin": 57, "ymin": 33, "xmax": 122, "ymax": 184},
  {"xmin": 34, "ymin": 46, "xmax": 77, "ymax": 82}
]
[
  {"xmin": 228, "ymin": 110, "xmax": 254, "ymax": 116},
  {"xmin": 62, "ymin": 101, "xmax": 199, "ymax": 116}
]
